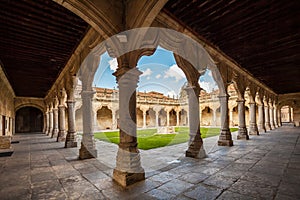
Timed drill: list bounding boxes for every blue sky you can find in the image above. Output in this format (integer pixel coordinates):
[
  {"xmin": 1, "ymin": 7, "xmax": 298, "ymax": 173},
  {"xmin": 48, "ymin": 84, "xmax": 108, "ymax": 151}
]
[{"xmin": 93, "ymin": 46, "xmax": 218, "ymax": 96}]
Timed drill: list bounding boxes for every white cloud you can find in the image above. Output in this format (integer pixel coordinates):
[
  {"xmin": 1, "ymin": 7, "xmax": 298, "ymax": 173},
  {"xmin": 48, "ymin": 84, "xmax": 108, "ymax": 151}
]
[
  {"xmin": 167, "ymin": 90, "xmax": 176, "ymax": 97},
  {"xmin": 108, "ymin": 58, "xmax": 118, "ymax": 72},
  {"xmin": 164, "ymin": 64, "xmax": 185, "ymax": 82},
  {"xmin": 146, "ymin": 77, "xmax": 150, "ymax": 80},
  {"xmin": 200, "ymin": 81, "xmax": 217, "ymax": 93},
  {"xmin": 155, "ymin": 74, "xmax": 161, "ymax": 79},
  {"xmin": 141, "ymin": 68, "xmax": 152, "ymax": 77}
]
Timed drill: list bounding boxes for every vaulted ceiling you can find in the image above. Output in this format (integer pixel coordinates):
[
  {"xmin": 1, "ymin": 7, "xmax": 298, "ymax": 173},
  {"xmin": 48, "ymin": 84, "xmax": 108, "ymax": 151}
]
[
  {"xmin": 0, "ymin": 0, "xmax": 89, "ymax": 97},
  {"xmin": 163, "ymin": 0, "xmax": 300, "ymax": 94},
  {"xmin": 0, "ymin": 0, "xmax": 299, "ymax": 98}
]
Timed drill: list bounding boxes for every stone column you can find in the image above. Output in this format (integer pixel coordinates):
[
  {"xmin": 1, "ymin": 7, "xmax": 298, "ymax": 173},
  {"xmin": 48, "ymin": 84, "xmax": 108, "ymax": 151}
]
[
  {"xmin": 166, "ymin": 110, "xmax": 170, "ymax": 126},
  {"xmin": 269, "ymin": 104, "xmax": 275, "ymax": 129},
  {"xmin": 218, "ymin": 94, "xmax": 233, "ymax": 146},
  {"xmin": 48, "ymin": 107, "xmax": 53, "ymax": 136},
  {"xmin": 237, "ymin": 99, "xmax": 249, "ymax": 140},
  {"xmin": 112, "ymin": 110, "xmax": 117, "ymax": 129},
  {"xmin": 65, "ymin": 100, "xmax": 77, "ymax": 148},
  {"xmin": 288, "ymin": 107, "xmax": 292, "ymax": 122},
  {"xmin": 155, "ymin": 111, "xmax": 159, "ymax": 127},
  {"xmin": 185, "ymin": 85, "xmax": 206, "ymax": 158},
  {"xmin": 212, "ymin": 108, "xmax": 217, "ymax": 126},
  {"xmin": 176, "ymin": 111, "xmax": 180, "ymax": 126},
  {"xmin": 229, "ymin": 109, "xmax": 234, "ymax": 127},
  {"xmin": 264, "ymin": 102, "xmax": 271, "ymax": 131},
  {"xmin": 45, "ymin": 111, "xmax": 49, "ymax": 135},
  {"xmin": 79, "ymin": 90, "xmax": 97, "ymax": 159},
  {"xmin": 57, "ymin": 105, "xmax": 66, "ymax": 142},
  {"xmin": 52, "ymin": 107, "xmax": 59, "ymax": 138},
  {"xmin": 257, "ymin": 103, "xmax": 266, "ymax": 133},
  {"xmin": 142, "ymin": 111, "xmax": 147, "ymax": 128},
  {"xmin": 274, "ymin": 106, "xmax": 278, "ymax": 128},
  {"xmin": 249, "ymin": 102, "xmax": 259, "ymax": 135},
  {"xmin": 278, "ymin": 109, "xmax": 282, "ymax": 126},
  {"xmin": 113, "ymin": 67, "xmax": 145, "ymax": 187}
]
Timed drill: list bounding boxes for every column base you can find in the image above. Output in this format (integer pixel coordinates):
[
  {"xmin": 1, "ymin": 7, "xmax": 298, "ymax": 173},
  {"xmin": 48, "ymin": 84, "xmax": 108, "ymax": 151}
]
[
  {"xmin": 186, "ymin": 145, "xmax": 206, "ymax": 159},
  {"xmin": 65, "ymin": 141, "xmax": 77, "ymax": 148},
  {"xmin": 218, "ymin": 129, "xmax": 233, "ymax": 146},
  {"xmin": 218, "ymin": 139, "xmax": 233, "ymax": 146},
  {"xmin": 113, "ymin": 169, "xmax": 145, "ymax": 187},
  {"xmin": 237, "ymin": 127, "xmax": 249, "ymax": 140},
  {"xmin": 249, "ymin": 125, "xmax": 259, "ymax": 135},
  {"xmin": 79, "ymin": 142, "xmax": 97, "ymax": 159},
  {"xmin": 52, "ymin": 129, "xmax": 58, "ymax": 138},
  {"xmin": 57, "ymin": 131, "xmax": 66, "ymax": 142},
  {"xmin": 265, "ymin": 123, "xmax": 271, "ymax": 131}
]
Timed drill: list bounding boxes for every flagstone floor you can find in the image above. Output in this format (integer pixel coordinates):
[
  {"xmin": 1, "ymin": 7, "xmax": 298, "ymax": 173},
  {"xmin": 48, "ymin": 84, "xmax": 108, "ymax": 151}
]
[{"xmin": 0, "ymin": 124, "xmax": 299, "ymax": 199}]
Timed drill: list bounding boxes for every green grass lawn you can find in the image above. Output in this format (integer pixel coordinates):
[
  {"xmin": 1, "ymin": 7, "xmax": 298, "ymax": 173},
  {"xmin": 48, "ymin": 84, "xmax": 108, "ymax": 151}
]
[{"xmin": 94, "ymin": 127, "xmax": 238, "ymax": 150}]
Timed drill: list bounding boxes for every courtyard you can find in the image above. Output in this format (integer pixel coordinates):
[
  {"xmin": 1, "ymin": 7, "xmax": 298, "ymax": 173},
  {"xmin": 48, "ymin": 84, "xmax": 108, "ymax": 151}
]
[{"xmin": 0, "ymin": 124, "xmax": 299, "ymax": 199}]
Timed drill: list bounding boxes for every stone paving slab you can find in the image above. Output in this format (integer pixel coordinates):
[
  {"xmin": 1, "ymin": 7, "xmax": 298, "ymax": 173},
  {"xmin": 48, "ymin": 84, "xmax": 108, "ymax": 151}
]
[{"xmin": 0, "ymin": 125, "xmax": 299, "ymax": 199}]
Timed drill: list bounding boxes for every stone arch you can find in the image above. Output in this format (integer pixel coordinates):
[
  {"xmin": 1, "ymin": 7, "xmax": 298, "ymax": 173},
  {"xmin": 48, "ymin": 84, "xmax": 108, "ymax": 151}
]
[
  {"xmin": 232, "ymin": 105, "xmax": 239, "ymax": 126},
  {"xmin": 15, "ymin": 107, "xmax": 43, "ymax": 133},
  {"xmin": 159, "ymin": 109, "xmax": 167, "ymax": 126},
  {"xmin": 97, "ymin": 106, "xmax": 113, "ymax": 130}
]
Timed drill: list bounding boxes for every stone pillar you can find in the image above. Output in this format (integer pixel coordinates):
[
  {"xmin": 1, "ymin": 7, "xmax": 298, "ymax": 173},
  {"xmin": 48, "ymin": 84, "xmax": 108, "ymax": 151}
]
[
  {"xmin": 218, "ymin": 94, "xmax": 233, "ymax": 146},
  {"xmin": 65, "ymin": 100, "xmax": 77, "ymax": 148},
  {"xmin": 45, "ymin": 111, "xmax": 49, "ymax": 135},
  {"xmin": 113, "ymin": 67, "xmax": 145, "ymax": 187},
  {"xmin": 79, "ymin": 90, "xmax": 97, "ymax": 159},
  {"xmin": 258, "ymin": 103, "xmax": 266, "ymax": 133},
  {"xmin": 249, "ymin": 102, "xmax": 259, "ymax": 135},
  {"xmin": 57, "ymin": 105, "xmax": 66, "ymax": 142},
  {"xmin": 237, "ymin": 99, "xmax": 249, "ymax": 140},
  {"xmin": 48, "ymin": 108, "xmax": 53, "ymax": 136},
  {"xmin": 212, "ymin": 109, "xmax": 217, "ymax": 126},
  {"xmin": 52, "ymin": 107, "xmax": 59, "ymax": 138},
  {"xmin": 264, "ymin": 103, "xmax": 271, "ymax": 131},
  {"xmin": 142, "ymin": 111, "xmax": 147, "ymax": 128},
  {"xmin": 269, "ymin": 104, "xmax": 275, "ymax": 129},
  {"xmin": 278, "ymin": 109, "xmax": 282, "ymax": 126},
  {"xmin": 288, "ymin": 107, "xmax": 292, "ymax": 122},
  {"xmin": 112, "ymin": 110, "xmax": 117, "ymax": 129},
  {"xmin": 176, "ymin": 111, "xmax": 180, "ymax": 126},
  {"xmin": 274, "ymin": 106, "xmax": 279, "ymax": 128},
  {"xmin": 229, "ymin": 109, "xmax": 234, "ymax": 127},
  {"xmin": 155, "ymin": 111, "xmax": 159, "ymax": 127},
  {"xmin": 166, "ymin": 110, "xmax": 170, "ymax": 126},
  {"xmin": 185, "ymin": 85, "xmax": 206, "ymax": 158}
]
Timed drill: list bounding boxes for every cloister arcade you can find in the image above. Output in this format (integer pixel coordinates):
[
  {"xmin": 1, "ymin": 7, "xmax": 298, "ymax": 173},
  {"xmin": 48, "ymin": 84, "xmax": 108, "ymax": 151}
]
[{"xmin": 0, "ymin": 0, "xmax": 299, "ymax": 191}]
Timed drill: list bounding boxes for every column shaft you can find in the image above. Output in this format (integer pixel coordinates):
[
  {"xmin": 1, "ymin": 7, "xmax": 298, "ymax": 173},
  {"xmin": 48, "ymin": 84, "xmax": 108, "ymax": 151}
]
[
  {"xmin": 249, "ymin": 103, "xmax": 259, "ymax": 135},
  {"xmin": 176, "ymin": 111, "xmax": 180, "ymax": 126},
  {"xmin": 57, "ymin": 105, "xmax": 66, "ymax": 142},
  {"xmin": 258, "ymin": 104, "xmax": 266, "ymax": 132},
  {"xmin": 48, "ymin": 111, "xmax": 53, "ymax": 136},
  {"xmin": 269, "ymin": 106, "xmax": 275, "ymax": 129},
  {"xmin": 265, "ymin": 105, "xmax": 271, "ymax": 131},
  {"xmin": 237, "ymin": 100, "xmax": 249, "ymax": 140},
  {"xmin": 218, "ymin": 95, "xmax": 233, "ymax": 146},
  {"xmin": 113, "ymin": 68, "xmax": 144, "ymax": 187},
  {"xmin": 185, "ymin": 86, "xmax": 206, "ymax": 158},
  {"xmin": 65, "ymin": 100, "xmax": 77, "ymax": 148},
  {"xmin": 79, "ymin": 90, "xmax": 97, "ymax": 159},
  {"xmin": 52, "ymin": 108, "xmax": 59, "ymax": 138},
  {"xmin": 142, "ymin": 112, "xmax": 147, "ymax": 128}
]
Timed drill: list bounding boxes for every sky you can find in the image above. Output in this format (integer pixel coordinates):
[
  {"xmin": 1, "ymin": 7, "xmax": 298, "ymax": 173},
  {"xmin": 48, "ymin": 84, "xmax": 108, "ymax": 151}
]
[{"xmin": 93, "ymin": 46, "xmax": 218, "ymax": 97}]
